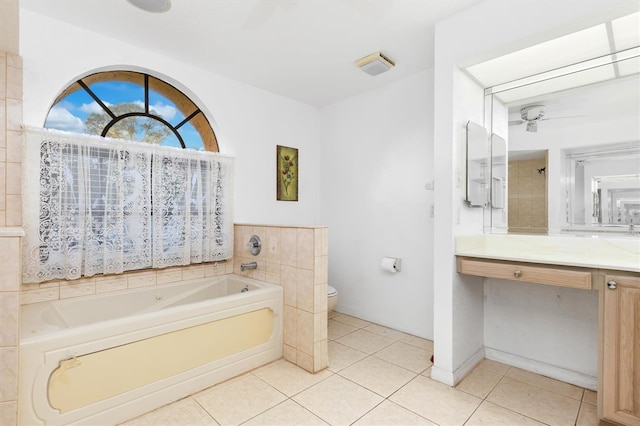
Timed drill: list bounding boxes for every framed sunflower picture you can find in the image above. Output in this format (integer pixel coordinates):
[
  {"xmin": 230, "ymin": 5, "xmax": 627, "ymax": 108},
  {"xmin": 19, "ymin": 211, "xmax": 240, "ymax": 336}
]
[{"xmin": 276, "ymin": 145, "xmax": 298, "ymax": 201}]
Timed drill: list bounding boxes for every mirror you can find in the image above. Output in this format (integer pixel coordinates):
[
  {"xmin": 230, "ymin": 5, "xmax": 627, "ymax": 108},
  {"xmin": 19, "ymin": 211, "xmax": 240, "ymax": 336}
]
[
  {"xmin": 491, "ymin": 72, "xmax": 639, "ymax": 235},
  {"xmin": 465, "ymin": 120, "xmax": 489, "ymax": 207},
  {"xmin": 469, "ymin": 9, "xmax": 640, "ymax": 235}
]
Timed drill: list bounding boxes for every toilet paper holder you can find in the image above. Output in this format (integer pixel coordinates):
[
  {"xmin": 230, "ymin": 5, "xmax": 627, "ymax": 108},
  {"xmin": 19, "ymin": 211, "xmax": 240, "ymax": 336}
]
[{"xmin": 381, "ymin": 257, "xmax": 401, "ymax": 273}]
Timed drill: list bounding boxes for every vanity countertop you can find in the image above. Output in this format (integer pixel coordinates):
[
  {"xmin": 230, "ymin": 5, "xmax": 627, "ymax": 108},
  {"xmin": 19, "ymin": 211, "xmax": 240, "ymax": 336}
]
[{"xmin": 456, "ymin": 234, "xmax": 640, "ymax": 272}]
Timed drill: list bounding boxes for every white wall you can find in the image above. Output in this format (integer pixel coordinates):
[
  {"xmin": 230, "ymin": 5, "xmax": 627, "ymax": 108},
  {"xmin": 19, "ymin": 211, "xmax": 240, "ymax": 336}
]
[
  {"xmin": 21, "ymin": 9, "xmax": 438, "ymax": 339},
  {"xmin": 432, "ymin": 0, "xmax": 635, "ymax": 386},
  {"xmin": 484, "ymin": 281, "xmax": 599, "ymax": 389},
  {"xmin": 319, "ymin": 70, "xmax": 434, "ymax": 338},
  {"xmin": 20, "ymin": 9, "xmax": 322, "ymax": 227}
]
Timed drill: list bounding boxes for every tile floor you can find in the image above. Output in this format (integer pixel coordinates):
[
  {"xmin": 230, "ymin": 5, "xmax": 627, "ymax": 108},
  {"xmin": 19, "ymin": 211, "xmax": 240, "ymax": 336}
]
[{"xmin": 122, "ymin": 312, "xmax": 599, "ymax": 426}]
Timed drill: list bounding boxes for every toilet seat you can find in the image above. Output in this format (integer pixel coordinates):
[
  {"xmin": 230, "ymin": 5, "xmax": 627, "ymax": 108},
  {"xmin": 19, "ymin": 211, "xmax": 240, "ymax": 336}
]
[{"xmin": 327, "ymin": 285, "xmax": 337, "ymax": 297}]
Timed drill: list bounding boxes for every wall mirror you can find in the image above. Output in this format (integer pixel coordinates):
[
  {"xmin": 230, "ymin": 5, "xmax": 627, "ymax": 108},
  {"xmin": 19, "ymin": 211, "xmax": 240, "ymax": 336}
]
[
  {"xmin": 468, "ymin": 8, "xmax": 640, "ymax": 235},
  {"xmin": 465, "ymin": 120, "xmax": 489, "ymax": 207}
]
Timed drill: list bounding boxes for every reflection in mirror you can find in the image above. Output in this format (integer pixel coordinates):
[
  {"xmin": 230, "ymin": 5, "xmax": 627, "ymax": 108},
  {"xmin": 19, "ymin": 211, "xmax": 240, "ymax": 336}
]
[
  {"xmin": 482, "ymin": 69, "xmax": 639, "ymax": 235},
  {"xmin": 468, "ymin": 8, "xmax": 639, "ymax": 236},
  {"xmin": 465, "ymin": 121, "xmax": 489, "ymax": 207},
  {"xmin": 498, "ymin": 73, "xmax": 640, "ymax": 235},
  {"xmin": 507, "ymin": 150, "xmax": 548, "ymax": 234},
  {"xmin": 489, "ymin": 134, "xmax": 507, "ymax": 231},
  {"xmin": 490, "ymin": 134, "xmax": 507, "ymax": 209},
  {"xmin": 564, "ymin": 142, "xmax": 640, "ymax": 232}
]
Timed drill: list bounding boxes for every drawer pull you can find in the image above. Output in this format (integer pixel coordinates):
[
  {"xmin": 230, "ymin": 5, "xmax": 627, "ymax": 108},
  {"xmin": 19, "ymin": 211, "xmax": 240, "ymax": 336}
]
[
  {"xmin": 514, "ymin": 270, "xmax": 521, "ymax": 278},
  {"xmin": 607, "ymin": 280, "xmax": 617, "ymax": 290}
]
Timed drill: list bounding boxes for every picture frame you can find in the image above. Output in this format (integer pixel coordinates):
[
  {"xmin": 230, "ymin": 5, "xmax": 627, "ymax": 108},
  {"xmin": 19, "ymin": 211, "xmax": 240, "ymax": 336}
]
[{"xmin": 276, "ymin": 145, "xmax": 298, "ymax": 201}]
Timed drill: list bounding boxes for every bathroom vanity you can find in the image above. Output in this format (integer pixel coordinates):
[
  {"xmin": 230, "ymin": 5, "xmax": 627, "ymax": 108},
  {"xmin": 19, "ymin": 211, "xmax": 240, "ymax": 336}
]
[{"xmin": 455, "ymin": 234, "xmax": 640, "ymax": 426}]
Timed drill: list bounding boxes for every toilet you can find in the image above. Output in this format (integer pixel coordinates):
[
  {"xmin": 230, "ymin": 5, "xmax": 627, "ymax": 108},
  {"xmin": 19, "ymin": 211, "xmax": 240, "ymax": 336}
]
[{"xmin": 327, "ymin": 285, "xmax": 338, "ymax": 311}]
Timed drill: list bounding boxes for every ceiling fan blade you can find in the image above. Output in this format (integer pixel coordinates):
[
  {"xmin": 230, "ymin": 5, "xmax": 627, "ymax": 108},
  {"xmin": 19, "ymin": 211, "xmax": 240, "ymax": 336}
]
[
  {"xmin": 509, "ymin": 120, "xmax": 525, "ymax": 126},
  {"xmin": 539, "ymin": 115, "xmax": 586, "ymax": 121}
]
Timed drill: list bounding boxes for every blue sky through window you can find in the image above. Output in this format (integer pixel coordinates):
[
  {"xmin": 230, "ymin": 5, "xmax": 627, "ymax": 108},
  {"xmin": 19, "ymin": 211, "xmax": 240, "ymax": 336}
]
[{"xmin": 45, "ymin": 80, "xmax": 205, "ymax": 150}]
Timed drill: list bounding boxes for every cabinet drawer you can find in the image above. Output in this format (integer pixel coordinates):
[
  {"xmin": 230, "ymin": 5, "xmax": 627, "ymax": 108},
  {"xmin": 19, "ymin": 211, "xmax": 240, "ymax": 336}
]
[{"xmin": 457, "ymin": 257, "xmax": 593, "ymax": 290}]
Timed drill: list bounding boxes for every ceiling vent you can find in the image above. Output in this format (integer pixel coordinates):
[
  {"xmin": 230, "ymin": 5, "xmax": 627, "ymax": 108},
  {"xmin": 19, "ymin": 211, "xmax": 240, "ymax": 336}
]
[{"xmin": 355, "ymin": 52, "xmax": 395, "ymax": 76}]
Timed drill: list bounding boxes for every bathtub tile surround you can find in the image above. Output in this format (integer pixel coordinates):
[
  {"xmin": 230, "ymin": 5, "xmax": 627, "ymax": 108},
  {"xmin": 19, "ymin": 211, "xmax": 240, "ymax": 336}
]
[
  {"xmin": 19, "ymin": 261, "xmax": 234, "ymax": 305},
  {"xmin": 0, "ymin": 42, "xmax": 22, "ymax": 425},
  {"xmin": 122, "ymin": 314, "xmax": 599, "ymax": 426},
  {"xmin": 234, "ymin": 224, "xmax": 330, "ymax": 373}
]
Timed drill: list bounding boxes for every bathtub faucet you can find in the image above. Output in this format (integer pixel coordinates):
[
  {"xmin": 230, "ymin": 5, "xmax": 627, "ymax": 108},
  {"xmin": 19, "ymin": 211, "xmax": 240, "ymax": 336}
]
[{"xmin": 241, "ymin": 261, "xmax": 257, "ymax": 271}]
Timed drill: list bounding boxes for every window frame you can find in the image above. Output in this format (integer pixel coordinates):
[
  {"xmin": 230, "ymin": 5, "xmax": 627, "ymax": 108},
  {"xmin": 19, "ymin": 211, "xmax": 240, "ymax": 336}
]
[{"xmin": 48, "ymin": 71, "xmax": 219, "ymax": 152}]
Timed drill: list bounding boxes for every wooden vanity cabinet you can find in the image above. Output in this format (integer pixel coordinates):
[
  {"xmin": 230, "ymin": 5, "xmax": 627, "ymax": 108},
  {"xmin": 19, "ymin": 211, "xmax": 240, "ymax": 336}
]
[
  {"xmin": 456, "ymin": 257, "xmax": 640, "ymax": 426},
  {"xmin": 600, "ymin": 273, "xmax": 640, "ymax": 426}
]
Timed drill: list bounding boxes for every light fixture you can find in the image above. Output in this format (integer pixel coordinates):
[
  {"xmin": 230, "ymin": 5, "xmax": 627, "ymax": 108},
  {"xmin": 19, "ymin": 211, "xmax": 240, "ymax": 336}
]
[
  {"xmin": 126, "ymin": 0, "xmax": 171, "ymax": 13},
  {"xmin": 355, "ymin": 52, "xmax": 395, "ymax": 76}
]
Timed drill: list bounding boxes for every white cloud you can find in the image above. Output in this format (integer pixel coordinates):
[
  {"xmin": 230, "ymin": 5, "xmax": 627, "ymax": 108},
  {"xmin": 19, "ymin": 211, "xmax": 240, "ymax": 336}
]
[
  {"xmin": 77, "ymin": 100, "xmax": 177, "ymax": 122},
  {"xmin": 79, "ymin": 101, "xmax": 112, "ymax": 114},
  {"xmin": 132, "ymin": 100, "xmax": 145, "ymax": 110},
  {"xmin": 149, "ymin": 102, "xmax": 177, "ymax": 121},
  {"xmin": 45, "ymin": 106, "xmax": 85, "ymax": 132}
]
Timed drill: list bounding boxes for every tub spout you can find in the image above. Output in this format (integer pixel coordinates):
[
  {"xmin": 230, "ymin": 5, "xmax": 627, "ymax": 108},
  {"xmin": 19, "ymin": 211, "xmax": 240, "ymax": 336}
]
[{"xmin": 241, "ymin": 262, "xmax": 257, "ymax": 271}]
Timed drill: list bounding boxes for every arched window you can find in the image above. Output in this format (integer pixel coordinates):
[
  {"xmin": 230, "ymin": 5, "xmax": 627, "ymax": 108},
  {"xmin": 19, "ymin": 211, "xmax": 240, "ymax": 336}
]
[
  {"xmin": 23, "ymin": 70, "xmax": 233, "ymax": 283},
  {"xmin": 44, "ymin": 71, "xmax": 218, "ymax": 151}
]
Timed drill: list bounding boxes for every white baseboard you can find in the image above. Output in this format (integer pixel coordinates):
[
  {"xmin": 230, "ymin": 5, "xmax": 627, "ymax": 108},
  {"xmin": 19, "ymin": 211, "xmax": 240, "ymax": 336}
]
[
  {"xmin": 485, "ymin": 347, "xmax": 597, "ymax": 390},
  {"xmin": 430, "ymin": 346, "xmax": 485, "ymax": 386}
]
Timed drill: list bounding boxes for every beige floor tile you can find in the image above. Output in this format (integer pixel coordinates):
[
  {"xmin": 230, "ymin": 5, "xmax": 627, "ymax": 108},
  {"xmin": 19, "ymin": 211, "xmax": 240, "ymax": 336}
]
[
  {"xmin": 336, "ymin": 329, "xmax": 395, "ymax": 354},
  {"xmin": 328, "ymin": 341, "xmax": 368, "ymax": 372},
  {"xmin": 583, "ymin": 389, "xmax": 597, "ymax": 405},
  {"xmin": 253, "ymin": 359, "xmax": 333, "ymax": 397},
  {"xmin": 465, "ymin": 401, "xmax": 545, "ymax": 425},
  {"xmin": 421, "ymin": 366, "xmax": 432, "ymax": 377},
  {"xmin": 243, "ymin": 400, "xmax": 328, "ymax": 426},
  {"xmin": 328, "ymin": 310, "xmax": 341, "ymax": 319},
  {"xmin": 390, "ymin": 375, "xmax": 482, "ymax": 426},
  {"xmin": 195, "ymin": 374, "xmax": 286, "ymax": 425},
  {"xmin": 364, "ymin": 323, "xmax": 409, "ymax": 340},
  {"xmin": 120, "ymin": 398, "xmax": 219, "ymax": 426},
  {"xmin": 374, "ymin": 341, "xmax": 432, "ymax": 373},
  {"xmin": 339, "ymin": 356, "xmax": 417, "ymax": 397},
  {"xmin": 506, "ymin": 367, "xmax": 584, "ymax": 400},
  {"xmin": 487, "ymin": 377, "xmax": 581, "ymax": 426},
  {"xmin": 399, "ymin": 334, "xmax": 434, "ymax": 351},
  {"xmin": 331, "ymin": 313, "xmax": 372, "ymax": 329},
  {"xmin": 353, "ymin": 400, "xmax": 436, "ymax": 425},
  {"xmin": 328, "ymin": 319, "xmax": 358, "ymax": 340},
  {"xmin": 455, "ymin": 359, "xmax": 509, "ymax": 399},
  {"xmin": 293, "ymin": 374, "xmax": 384, "ymax": 425},
  {"xmin": 576, "ymin": 401, "xmax": 599, "ymax": 426}
]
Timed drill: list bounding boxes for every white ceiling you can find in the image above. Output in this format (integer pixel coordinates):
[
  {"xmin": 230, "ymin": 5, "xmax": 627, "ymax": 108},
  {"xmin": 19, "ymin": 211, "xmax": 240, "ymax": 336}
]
[{"xmin": 20, "ymin": 0, "xmax": 482, "ymax": 107}]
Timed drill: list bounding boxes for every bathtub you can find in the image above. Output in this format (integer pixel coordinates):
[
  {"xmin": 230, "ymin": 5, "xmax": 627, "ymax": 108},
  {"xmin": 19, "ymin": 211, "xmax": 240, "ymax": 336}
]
[{"xmin": 18, "ymin": 274, "xmax": 283, "ymax": 426}]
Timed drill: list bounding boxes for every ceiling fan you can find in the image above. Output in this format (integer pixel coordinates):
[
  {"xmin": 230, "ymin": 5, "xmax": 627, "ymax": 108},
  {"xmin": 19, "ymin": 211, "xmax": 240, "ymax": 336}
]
[{"xmin": 509, "ymin": 104, "xmax": 583, "ymax": 132}]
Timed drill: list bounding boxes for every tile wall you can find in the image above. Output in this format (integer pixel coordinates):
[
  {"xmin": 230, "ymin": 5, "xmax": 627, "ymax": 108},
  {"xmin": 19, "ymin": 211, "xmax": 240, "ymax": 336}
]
[
  {"xmin": 0, "ymin": 49, "xmax": 22, "ymax": 426},
  {"xmin": 234, "ymin": 224, "xmax": 329, "ymax": 373},
  {"xmin": 508, "ymin": 158, "xmax": 548, "ymax": 234},
  {"xmin": 20, "ymin": 262, "xmax": 234, "ymax": 305}
]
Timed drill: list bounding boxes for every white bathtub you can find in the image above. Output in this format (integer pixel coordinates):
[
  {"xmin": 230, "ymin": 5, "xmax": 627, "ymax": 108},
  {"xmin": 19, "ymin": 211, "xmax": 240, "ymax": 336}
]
[{"xmin": 18, "ymin": 274, "xmax": 283, "ymax": 426}]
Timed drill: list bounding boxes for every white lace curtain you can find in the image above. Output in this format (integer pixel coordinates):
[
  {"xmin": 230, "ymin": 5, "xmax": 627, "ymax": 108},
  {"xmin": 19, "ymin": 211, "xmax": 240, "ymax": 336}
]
[{"xmin": 22, "ymin": 127, "xmax": 234, "ymax": 284}]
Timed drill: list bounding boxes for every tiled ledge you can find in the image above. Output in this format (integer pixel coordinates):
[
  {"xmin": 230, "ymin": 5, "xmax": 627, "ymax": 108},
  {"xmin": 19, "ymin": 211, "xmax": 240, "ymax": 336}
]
[{"xmin": 0, "ymin": 227, "xmax": 24, "ymax": 237}]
